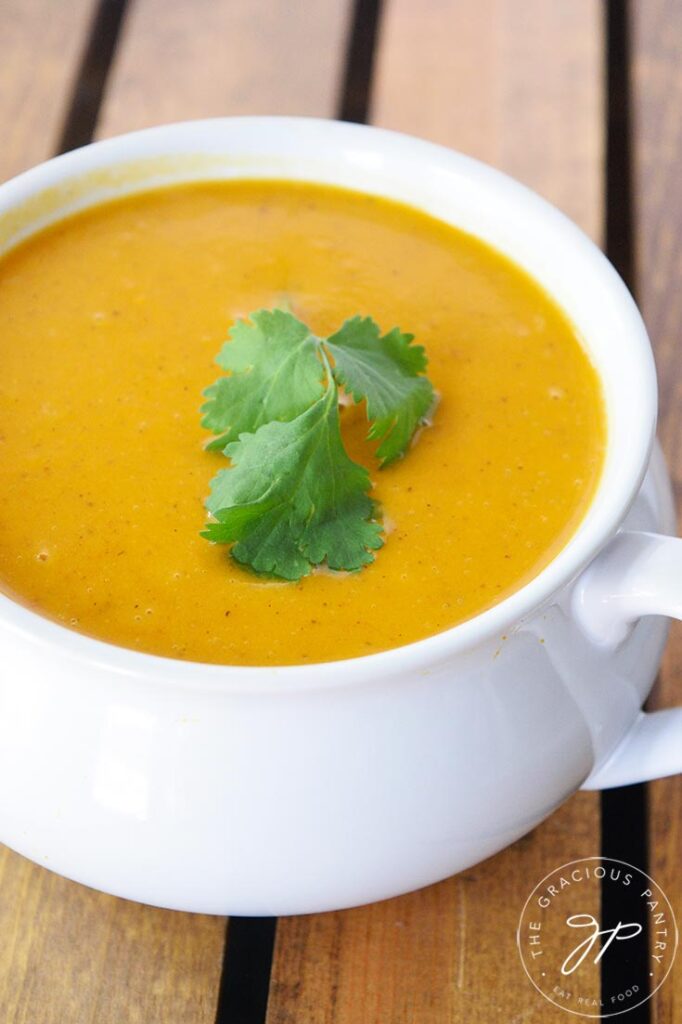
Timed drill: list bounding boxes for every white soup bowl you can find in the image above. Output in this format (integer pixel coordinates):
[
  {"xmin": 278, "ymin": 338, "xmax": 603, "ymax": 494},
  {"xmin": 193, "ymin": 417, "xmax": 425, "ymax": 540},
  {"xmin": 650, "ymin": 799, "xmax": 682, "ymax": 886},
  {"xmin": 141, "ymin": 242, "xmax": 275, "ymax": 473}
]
[{"xmin": 1, "ymin": 118, "xmax": 681, "ymax": 914}]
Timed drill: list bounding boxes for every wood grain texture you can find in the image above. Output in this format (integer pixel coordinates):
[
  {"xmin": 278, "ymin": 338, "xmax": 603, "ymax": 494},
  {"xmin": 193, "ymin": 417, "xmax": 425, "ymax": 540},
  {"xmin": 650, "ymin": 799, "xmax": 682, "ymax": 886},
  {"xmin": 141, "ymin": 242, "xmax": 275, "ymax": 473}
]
[
  {"xmin": 0, "ymin": 0, "xmax": 96, "ymax": 182},
  {"xmin": 97, "ymin": 0, "xmax": 352, "ymax": 137},
  {"xmin": 632, "ymin": 1, "xmax": 682, "ymax": 1020},
  {"xmin": 372, "ymin": 0, "xmax": 604, "ymax": 241},
  {"xmin": 268, "ymin": 4, "xmax": 605, "ymax": 1020},
  {"xmin": 0, "ymin": 847, "xmax": 225, "ymax": 1024}
]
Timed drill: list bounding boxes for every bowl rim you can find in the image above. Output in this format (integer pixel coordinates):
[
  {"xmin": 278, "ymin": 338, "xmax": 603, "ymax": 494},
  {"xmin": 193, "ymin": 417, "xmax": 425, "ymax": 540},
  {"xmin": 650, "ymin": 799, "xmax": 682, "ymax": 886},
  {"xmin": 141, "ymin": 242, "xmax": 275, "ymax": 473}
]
[{"xmin": 0, "ymin": 115, "xmax": 658, "ymax": 693}]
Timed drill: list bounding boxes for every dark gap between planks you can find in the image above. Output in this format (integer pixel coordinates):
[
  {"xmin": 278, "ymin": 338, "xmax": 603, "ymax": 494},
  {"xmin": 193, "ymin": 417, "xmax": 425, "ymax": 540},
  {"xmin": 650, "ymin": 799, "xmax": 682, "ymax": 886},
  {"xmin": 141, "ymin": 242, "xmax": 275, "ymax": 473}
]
[
  {"xmin": 602, "ymin": 1, "xmax": 650, "ymax": 1022},
  {"xmin": 337, "ymin": 0, "xmax": 384, "ymax": 123},
  {"xmin": 215, "ymin": 918, "xmax": 277, "ymax": 1024},
  {"xmin": 56, "ymin": 0, "xmax": 129, "ymax": 154}
]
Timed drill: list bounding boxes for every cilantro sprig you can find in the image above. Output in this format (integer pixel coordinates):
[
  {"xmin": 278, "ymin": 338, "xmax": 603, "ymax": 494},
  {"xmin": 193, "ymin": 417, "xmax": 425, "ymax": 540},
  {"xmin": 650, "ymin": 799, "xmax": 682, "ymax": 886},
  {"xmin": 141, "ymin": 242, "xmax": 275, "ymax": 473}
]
[{"xmin": 201, "ymin": 308, "xmax": 436, "ymax": 581}]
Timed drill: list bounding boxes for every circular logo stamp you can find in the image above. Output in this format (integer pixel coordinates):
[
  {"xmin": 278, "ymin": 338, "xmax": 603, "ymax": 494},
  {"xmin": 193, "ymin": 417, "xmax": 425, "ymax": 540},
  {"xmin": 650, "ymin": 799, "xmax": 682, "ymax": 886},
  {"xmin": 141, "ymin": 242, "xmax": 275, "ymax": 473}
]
[{"xmin": 517, "ymin": 857, "xmax": 677, "ymax": 1018}]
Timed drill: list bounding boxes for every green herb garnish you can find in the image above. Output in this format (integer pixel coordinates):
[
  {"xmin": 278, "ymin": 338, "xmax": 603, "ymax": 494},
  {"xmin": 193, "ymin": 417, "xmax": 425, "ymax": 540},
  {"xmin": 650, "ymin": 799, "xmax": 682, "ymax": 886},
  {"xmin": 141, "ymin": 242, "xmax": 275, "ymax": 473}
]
[{"xmin": 201, "ymin": 308, "xmax": 436, "ymax": 581}]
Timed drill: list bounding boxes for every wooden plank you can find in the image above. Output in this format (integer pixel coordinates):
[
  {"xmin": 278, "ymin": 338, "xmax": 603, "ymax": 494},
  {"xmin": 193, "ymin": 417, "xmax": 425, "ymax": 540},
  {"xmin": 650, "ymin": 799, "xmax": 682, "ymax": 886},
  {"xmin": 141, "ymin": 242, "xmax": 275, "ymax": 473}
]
[
  {"xmin": 267, "ymin": 2, "xmax": 605, "ymax": 1022},
  {"xmin": 0, "ymin": 1, "xmax": 354, "ymax": 1022},
  {"xmin": 372, "ymin": 0, "xmax": 604, "ymax": 242},
  {"xmin": 0, "ymin": 849, "xmax": 224, "ymax": 1024},
  {"xmin": 0, "ymin": 0, "xmax": 97, "ymax": 182},
  {"xmin": 97, "ymin": 0, "xmax": 352, "ymax": 137},
  {"xmin": 632, "ymin": 1, "xmax": 682, "ymax": 1019}
]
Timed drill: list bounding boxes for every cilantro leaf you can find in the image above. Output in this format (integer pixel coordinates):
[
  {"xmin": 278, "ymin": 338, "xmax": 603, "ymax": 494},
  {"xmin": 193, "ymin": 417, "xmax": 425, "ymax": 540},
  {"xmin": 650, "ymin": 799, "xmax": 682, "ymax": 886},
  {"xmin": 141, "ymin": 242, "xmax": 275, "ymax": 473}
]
[
  {"xmin": 326, "ymin": 316, "xmax": 436, "ymax": 466},
  {"xmin": 203, "ymin": 380, "xmax": 383, "ymax": 581},
  {"xmin": 201, "ymin": 308, "xmax": 325, "ymax": 450},
  {"xmin": 200, "ymin": 307, "xmax": 437, "ymax": 580}
]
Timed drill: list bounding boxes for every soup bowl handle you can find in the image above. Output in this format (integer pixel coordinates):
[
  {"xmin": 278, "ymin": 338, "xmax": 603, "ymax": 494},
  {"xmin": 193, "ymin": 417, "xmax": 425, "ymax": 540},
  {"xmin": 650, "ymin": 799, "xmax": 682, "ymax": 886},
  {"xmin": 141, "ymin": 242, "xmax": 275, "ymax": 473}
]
[{"xmin": 573, "ymin": 530, "xmax": 682, "ymax": 789}]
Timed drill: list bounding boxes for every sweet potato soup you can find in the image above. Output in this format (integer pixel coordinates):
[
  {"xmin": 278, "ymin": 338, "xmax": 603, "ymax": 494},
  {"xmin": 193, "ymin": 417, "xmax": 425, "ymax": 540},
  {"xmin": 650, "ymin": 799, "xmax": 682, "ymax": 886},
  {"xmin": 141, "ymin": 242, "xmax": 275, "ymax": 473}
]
[{"xmin": 0, "ymin": 180, "xmax": 605, "ymax": 665}]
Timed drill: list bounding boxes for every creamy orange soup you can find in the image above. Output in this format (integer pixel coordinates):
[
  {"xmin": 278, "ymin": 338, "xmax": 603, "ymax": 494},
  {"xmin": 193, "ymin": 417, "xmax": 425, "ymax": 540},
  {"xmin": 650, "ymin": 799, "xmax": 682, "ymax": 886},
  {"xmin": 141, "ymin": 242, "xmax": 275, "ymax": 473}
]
[{"xmin": 0, "ymin": 181, "xmax": 605, "ymax": 665}]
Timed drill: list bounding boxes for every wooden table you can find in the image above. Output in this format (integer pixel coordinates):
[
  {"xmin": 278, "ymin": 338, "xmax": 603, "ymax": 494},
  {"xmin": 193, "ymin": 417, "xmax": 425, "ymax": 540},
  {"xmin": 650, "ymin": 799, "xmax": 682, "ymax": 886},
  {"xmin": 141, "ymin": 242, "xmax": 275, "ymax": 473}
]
[{"xmin": 0, "ymin": 1, "xmax": 679, "ymax": 1021}]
